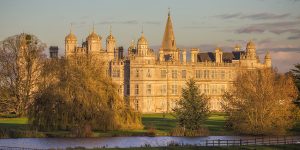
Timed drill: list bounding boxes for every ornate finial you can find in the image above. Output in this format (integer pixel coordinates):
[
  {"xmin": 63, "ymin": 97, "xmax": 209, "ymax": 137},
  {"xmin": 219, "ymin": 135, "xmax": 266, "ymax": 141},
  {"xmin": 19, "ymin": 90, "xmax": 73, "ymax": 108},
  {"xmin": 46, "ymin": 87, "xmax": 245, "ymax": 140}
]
[
  {"xmin": 130, "ymin": 39, "xmax": 134, "ymax": 47},
  {"xmin": 141, "ymin": 25, "xmax": 144, "ymax": 36},
  {"xmin": 249, "ymin": 38, "xmax": 254, "ymax": 43},
  {"xmin": 265, "ymin": 50, "xmax": 271, "ymax": 59},
  {"xmin": 70, "ymin": 23, "xmax": 73, "ymax": 33},
  {"xmin": 235, "ymin": 44, "xmax": 241, "ymax": 51},
  {"xmin": 92, "ymin": 22, "xmax": 95, "ymax": 33},
  {"xmin": 109, "ymin": 25, "xmax": 112, "ymax": 35},
  {"xmin": 168, "ymin": 7, "xmax": 171, "ymax": 16}
]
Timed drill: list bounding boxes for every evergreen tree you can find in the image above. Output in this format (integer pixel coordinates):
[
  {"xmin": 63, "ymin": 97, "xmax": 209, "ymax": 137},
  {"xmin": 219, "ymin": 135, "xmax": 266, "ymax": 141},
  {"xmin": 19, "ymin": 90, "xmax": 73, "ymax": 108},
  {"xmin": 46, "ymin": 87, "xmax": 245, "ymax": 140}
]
[
  {"xmin": 173, "ymin": 79, "xmax": 210, "ymax": 130},
  {"xmin": 291, "ymin": 63, "xmax": 300, "ymax": 100}
]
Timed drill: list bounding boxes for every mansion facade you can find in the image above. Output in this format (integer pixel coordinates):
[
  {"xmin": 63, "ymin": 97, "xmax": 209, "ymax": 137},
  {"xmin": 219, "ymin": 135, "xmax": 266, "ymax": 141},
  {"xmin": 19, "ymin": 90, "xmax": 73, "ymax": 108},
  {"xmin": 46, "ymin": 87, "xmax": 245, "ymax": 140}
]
[{"xmin": 64, "ymin": 11, "xmax": 272, "ymax": 113}]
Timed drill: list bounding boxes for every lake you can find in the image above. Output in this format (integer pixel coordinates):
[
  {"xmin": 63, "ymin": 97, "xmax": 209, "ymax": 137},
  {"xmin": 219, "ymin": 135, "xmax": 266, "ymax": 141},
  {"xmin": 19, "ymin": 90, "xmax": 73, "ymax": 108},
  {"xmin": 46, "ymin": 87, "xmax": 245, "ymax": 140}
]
[{"xmin": 0, "ymin": 136, "xmax": 299, "ymax": 149}]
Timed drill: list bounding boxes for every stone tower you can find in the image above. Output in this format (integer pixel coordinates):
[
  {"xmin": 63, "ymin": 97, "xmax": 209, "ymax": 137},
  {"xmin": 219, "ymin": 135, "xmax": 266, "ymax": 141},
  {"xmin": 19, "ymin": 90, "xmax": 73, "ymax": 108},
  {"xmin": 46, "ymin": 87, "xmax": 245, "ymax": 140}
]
[
  {"xmin": 215, "ymin": 47, "xmax": 223, "ymax": 64},
  {"xmin": 86, "ymin": 26, "xmax": 101, "ymax": 54},
  {"xmin": 106, "ymin": 26, "xmax": 116, "ymax": 61},
  {"xmin": 246, "ymin": 40, "xmax": 256, "ymax": 60},
  {"xmin": 137, "ymin": 31, "xmax": 148, "ymax": 56},
  {"xmin": 264, "ymin": 50, "xmax": 272, "ymax": 67},
  {"xmin": 65, "ymin": 29, "xmax": 77, "ymax": 57}
]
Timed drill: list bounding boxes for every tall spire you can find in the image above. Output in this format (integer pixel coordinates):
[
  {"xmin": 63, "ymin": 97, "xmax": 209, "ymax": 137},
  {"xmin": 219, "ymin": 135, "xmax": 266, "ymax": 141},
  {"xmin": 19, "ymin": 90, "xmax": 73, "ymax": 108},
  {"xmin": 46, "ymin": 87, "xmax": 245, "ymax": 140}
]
[{"xmin": 162, "ymin": 8, "xmax": 176, "ymax": 51}]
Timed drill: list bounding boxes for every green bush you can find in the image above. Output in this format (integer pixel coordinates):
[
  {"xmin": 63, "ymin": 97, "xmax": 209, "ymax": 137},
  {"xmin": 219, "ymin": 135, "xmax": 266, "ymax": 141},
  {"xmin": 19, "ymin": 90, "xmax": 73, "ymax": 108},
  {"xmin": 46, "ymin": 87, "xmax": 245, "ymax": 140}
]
[{"xmin": 0, "ymin": 128, "xmax": 45, "ymax": 138}]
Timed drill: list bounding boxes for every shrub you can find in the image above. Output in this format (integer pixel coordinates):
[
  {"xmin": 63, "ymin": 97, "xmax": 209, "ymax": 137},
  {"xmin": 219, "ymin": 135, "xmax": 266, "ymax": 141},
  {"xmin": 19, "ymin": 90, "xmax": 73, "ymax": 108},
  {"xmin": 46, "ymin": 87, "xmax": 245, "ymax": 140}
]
[{"xmin": 170, "ymin": 126, "xmax": 209, "ymax": 136}]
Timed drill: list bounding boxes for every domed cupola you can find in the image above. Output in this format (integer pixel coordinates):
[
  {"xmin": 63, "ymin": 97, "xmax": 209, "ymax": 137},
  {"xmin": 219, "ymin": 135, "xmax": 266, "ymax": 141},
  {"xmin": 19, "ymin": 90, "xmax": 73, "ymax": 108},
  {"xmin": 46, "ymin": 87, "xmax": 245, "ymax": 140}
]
[
  {"xmin": 137, "ymin": 32, "xmax": 148, "ymax": 46},
  {"xmin": 65, "ymin": 31, "xmax": 77, "ymax": 41},
  {"xmin": 264, "ymin": 50, "xmax": 271, "ymax": 67},
  {"xmin": 265, "ymin": 50, "xmax": 271, "ymax": 59},
  {"xmin": 106, "ymin": 26, "xmax": 116, "ymax": 60},
  {"xmin": 106, "ymin": 29, "xmax": 115, "ymax": 41},
  {"xmin": 65, "ymin": 28, "xmax": 77, "ymax": 56},
  {"xmin": 137, "ymin": 31, "xmax": 149, "ymax": 56},
  {"xmin": 246, "ymin": 40, "xmax": 256, "ymax": 50},
  {"xmin": 246, "ymin": 40, "xmax": 257, "ymax": 59},
  {"xmin": 86, "ymin": 26, "xmax": 102, "ymax": 53},
  {"xmin": 87, "ymin": 31, "xmax": 101, "ymax": 41}
]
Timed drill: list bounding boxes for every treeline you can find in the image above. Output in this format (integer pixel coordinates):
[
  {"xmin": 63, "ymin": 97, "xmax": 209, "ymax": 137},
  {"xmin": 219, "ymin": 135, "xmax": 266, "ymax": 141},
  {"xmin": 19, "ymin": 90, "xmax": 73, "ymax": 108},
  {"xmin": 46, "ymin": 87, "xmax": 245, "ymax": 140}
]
[
  {"xmin": 173, "ymin": 69, "xmax": 299, "ymax": 136},
  {"xmin": 0, "ymin": 33, "xmax": 142, "ymax": 137}
]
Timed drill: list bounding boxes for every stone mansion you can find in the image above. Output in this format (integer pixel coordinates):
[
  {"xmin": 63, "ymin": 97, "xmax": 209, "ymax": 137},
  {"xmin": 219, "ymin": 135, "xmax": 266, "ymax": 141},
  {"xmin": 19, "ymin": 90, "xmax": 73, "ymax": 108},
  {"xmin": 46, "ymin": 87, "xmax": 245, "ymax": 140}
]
[{"xmin": 64, "ymin": 11, "xmax": 272, "ymax": 113}]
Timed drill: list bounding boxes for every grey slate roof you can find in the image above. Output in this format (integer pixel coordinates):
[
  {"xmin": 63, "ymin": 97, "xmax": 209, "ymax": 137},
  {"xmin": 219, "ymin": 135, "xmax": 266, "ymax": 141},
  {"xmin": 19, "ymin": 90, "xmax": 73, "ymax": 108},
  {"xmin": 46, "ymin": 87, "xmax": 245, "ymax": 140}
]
[{"xmin": 197, "ymin": 51, "xmax": 245, "ymax": 63}]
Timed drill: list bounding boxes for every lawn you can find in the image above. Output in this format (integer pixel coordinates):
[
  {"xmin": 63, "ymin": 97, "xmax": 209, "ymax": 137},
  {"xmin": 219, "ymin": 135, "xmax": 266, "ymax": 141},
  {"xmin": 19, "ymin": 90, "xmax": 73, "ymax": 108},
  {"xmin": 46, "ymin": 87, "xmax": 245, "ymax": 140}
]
[
  {"xmin": 142, "ymin": 113, "xmax": 231, "ymax": 135},
  {"xmin": 0, "ymin": 117, "xmax": 28, "ymax": 129},
  {"xmin": 0, "ymin": 113, "xmax": 299, "ymax": 137}
]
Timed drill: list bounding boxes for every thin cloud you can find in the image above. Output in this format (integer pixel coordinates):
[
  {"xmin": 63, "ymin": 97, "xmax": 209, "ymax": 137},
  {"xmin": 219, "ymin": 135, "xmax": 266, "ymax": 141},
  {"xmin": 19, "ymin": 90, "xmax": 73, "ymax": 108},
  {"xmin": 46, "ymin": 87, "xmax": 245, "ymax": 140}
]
[
  {"xmin": 269, "ymin": 29, "xmax": 300, "ymax": 34},
  {"xmin": 215, "ymin": 13, "xmax": 241, "ymax": 19},
  {"xmin": 236, "ymin": 26, "xmax": 265, "ymax": 34},
  {"xmin": 181, "ymin": 25, "xmax": 219, "ymax": 29},
  {"xmin": 99, "ymin": 20, "xmax": 138, "ymax": 25},
  {"xmin": 266, "ymin": 50, "xmax": 300, "ymax": 73},
  {"xmin": 98, "ymin": 20, "xmax": 160, "ymax": 25},
  {"xmin": 70, "ymin": 21, "xmax": 87, "ymax": 28},
  {"xmin": 216, "ymin": 12, "xmax": 290, "ymax": 20},
  {"xmin": 266, "ymin": 48, "xmax": 300, "ymax": 52},
  {"xmin": 235, "ymin": 21, "xmax": 300, "ymax": 34},
  {"xmin": 288, "ymin": 33, "xmax": 300, "ymax": 40},
  {"xmin": 142, "ymin": 21, "xmax": 161, "ymax": 25},
  {"xmin": 241, "ymin": 13, "xmax": 290, "ymax": 20},
  {"xmin": 258, "ymin": 38, "xmax": 273, "ymax": 45}
]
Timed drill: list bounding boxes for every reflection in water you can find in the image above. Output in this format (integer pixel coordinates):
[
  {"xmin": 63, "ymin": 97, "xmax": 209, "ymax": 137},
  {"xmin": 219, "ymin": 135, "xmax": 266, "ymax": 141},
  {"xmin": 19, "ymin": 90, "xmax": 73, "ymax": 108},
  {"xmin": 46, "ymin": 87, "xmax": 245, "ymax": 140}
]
[{"xmin": 0, "ymin": 136, "xmax": 299, "ymax": 149}]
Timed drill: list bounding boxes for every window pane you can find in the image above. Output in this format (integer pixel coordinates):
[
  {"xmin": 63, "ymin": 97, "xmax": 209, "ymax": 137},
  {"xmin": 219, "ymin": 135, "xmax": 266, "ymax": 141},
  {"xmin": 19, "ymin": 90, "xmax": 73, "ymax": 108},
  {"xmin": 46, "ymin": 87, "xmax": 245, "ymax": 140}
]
[
  {"xmin": 182, "ymin": 70, "xmax": 186, "ymax": 78},
  {"xmin": 147, "ymin": 84, "xmax": 151, "ymax": 95},
  {"xmin": 172, "ymin": 70, "xmax": 177, "ymax": 79},
  {"xmin": 161, "ymin": 70, "xmax": 167, "ymax": 78},
  {"xmin": 135, "ymin": 84, "xmax": 139, "ymax": 95}
]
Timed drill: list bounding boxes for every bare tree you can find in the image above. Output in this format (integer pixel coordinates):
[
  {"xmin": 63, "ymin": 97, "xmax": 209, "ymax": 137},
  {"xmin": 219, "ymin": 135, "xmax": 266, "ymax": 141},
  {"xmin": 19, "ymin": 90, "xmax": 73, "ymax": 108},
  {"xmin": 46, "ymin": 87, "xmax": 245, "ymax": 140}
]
[
  {"xmin": 222, "ymin": 69, "xmax": 299, "ymax": 135},
  {"xmin": 0, "ymin": 33, "xmax": 46, "ymax": 116}
]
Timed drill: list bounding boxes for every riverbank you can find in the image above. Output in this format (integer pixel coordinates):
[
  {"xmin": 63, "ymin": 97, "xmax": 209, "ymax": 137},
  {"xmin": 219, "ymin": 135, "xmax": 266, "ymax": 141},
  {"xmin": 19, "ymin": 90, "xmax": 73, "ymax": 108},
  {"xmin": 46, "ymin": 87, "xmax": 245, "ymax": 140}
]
[{"xmin": 0, "ymin": 113, "xmax": 299, "ymax": 138}]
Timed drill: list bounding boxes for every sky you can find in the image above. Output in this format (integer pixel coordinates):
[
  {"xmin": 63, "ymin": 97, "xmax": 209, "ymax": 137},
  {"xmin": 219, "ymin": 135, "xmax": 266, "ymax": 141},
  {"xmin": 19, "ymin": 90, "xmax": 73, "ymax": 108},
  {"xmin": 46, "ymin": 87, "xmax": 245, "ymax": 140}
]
[{"xmin": 0, "ymin": 0, "xmax": 300, "ymax": 72}]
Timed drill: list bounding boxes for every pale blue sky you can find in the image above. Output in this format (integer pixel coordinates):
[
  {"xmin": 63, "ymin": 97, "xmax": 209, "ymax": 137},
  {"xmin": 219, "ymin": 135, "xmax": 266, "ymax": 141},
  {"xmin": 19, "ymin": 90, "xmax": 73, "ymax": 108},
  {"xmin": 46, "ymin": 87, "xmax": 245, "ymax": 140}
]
[{"xmin": 0, "ymin": 0, "xmax": 300, "ymax": 72}]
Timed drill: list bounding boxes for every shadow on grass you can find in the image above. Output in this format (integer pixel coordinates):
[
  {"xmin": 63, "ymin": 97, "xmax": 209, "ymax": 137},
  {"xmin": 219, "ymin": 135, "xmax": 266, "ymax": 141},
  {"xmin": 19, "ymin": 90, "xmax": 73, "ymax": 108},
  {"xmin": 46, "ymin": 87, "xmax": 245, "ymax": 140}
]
[{"xmin": 142, "ymin": 114, "xmax": 177, "ymax": 134}]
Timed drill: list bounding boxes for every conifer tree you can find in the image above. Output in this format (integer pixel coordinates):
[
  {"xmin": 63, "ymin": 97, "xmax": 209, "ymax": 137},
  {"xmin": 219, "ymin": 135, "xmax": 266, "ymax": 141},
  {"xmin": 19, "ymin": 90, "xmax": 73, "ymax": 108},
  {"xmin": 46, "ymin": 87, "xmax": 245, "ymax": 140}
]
[{"xmin": 173, "ymin": 79, "xmax": 210, "ymax": 130}]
